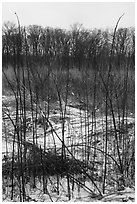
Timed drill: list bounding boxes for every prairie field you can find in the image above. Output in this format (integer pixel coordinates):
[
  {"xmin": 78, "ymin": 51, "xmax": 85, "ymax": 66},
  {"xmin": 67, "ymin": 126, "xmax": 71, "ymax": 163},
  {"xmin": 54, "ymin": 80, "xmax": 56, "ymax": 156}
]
[{"xmin": 2, "ymin": 22, "xmax": 135, "ymax": 202}]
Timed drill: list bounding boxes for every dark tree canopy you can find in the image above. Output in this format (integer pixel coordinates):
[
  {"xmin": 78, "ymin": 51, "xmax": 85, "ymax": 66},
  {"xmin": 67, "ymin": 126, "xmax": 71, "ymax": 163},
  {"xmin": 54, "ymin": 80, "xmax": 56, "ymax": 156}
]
[{"xmin": 2, "ymin": 21, "xmax": 135, "ymax": 70}]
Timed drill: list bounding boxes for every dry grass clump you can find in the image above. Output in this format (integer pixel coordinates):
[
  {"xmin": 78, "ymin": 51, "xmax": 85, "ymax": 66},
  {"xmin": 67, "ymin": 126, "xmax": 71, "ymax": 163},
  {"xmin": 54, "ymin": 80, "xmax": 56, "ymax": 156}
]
[{"xmin": 2, "ymin": 143, "xmax": 93, "ymax": 179}]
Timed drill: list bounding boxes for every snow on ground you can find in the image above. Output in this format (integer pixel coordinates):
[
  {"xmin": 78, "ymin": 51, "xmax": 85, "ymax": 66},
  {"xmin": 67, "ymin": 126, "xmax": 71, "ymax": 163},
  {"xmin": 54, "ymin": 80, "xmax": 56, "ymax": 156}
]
[
  {"xmin": 2, "ymin": 100, "xmax": 134, "ymax": 157},
  {"xmin": 101, "ymin": 187, "xmax": 135, "ymax": 202},
  {"xmin": 2, "ymin": 95, "xmax": 135, "ymax": 202}
]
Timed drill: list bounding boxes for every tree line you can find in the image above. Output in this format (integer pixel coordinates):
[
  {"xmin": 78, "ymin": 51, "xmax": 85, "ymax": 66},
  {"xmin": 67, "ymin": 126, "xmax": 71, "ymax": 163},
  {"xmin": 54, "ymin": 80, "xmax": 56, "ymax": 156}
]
[{"xmin": 2, "ymin": 21, "xmax": 135, "ymax": 70}]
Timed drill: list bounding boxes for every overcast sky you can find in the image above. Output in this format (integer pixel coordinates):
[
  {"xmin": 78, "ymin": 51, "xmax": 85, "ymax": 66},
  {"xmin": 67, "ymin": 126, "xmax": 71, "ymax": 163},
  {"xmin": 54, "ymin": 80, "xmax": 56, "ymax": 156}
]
[{"xmin": 2, "ymin": 2, "xmax": 135, "ymax": 30}]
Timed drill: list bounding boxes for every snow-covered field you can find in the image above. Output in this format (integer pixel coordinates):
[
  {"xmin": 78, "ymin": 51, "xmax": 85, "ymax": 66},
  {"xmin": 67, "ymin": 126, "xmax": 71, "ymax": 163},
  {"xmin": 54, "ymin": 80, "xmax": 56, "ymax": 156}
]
[{"xmin": 2, "ymin": 95, "xmax": 135, "ymax": 202}]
